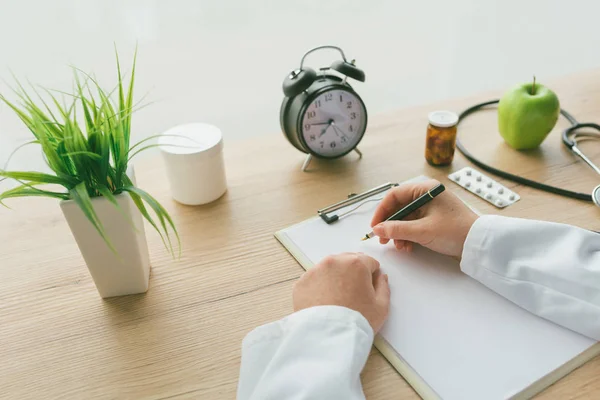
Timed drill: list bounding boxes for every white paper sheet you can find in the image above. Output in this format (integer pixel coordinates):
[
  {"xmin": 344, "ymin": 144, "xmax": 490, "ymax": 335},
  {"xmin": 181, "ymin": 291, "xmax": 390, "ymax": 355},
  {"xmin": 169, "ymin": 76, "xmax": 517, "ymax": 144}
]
[{"xmin": 277, "ymin": 185, "xmax": 597, "ymax": 400}]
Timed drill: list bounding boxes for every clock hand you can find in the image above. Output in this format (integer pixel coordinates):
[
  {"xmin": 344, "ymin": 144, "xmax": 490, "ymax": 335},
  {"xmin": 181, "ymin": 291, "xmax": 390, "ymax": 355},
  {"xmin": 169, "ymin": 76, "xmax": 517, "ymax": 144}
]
[
  {"xmin": 319, "ymin": 120, "xmax": 335, "ymax": 137},
  {"xmin": 319, "ymin": 126, "xmax": 330, "ymax": 137},
  {"xmin": 332, "ymin": 124, "xmax": 349, "ymax": 140}
]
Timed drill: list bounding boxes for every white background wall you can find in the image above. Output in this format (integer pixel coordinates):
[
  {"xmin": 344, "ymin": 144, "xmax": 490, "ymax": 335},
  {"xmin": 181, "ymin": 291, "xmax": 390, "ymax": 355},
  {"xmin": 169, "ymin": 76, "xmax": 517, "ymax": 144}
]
[{"xmin": 1, "ymin": 0, "xmax": 599, "ymax": 180}]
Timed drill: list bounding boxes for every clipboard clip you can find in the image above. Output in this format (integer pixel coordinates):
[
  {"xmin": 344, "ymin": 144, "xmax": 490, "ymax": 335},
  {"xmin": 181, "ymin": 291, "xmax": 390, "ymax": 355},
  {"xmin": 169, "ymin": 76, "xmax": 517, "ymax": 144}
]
[{"xmin": 318, "ymin": 182, "xmax": 399, "ymax": 224}]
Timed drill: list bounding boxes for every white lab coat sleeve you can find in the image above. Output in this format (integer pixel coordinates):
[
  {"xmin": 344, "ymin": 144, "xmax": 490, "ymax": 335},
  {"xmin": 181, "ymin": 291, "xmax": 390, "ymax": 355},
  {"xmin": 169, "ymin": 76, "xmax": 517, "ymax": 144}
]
[
  {"xmin": 237, "ymin": 305, "xmax": 374, "ymax": 400},
  {"xmin": 461, "ymin": 215, "xmax": 600, "ymax": 340}
]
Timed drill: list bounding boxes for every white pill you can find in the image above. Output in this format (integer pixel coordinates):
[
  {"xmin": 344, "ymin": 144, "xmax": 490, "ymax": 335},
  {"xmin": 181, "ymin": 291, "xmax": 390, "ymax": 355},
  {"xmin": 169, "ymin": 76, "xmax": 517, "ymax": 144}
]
[
  {"xmin": 465, "ymin": 182, "xmax": 471, "ymax": 188},
  {"xmin": 498, "ymin": 188, "xmax": 504, "ymax": 194},
  {"xmin": 476, "ymin": 176, "xmax": 482, "ymax": 182},
  {"xmin": 486, "ymin": 182, "xmax": 493, "ymax": 188},
  {"xmin": 475, "ymin": 188, "xmax": 482, "ymax": 194},
  {"xmin": 485, "ymin": 193, "xmax": 492, "ymax": 200},
  {"xmin": 466, "ymin": 170, "xmax": 472, "ymax": 176},
  {"xmin": 454, "ymin": 175, "xmax": 461, "ymax": 181},
  {"xmin": 509, "ymin": 194, "xmax": 515, "ymax": 201},
  {"xmin": 496, "ymin": 200, "xmax": 504, "ymax": 207}
]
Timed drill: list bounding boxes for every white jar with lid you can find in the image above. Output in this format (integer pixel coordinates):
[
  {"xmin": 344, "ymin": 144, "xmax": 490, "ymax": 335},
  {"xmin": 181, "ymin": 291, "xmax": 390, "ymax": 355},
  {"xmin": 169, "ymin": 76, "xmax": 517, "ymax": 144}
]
[{"xmin": 158, "ymin": 123, "xmax": 227, "ymax": 205}]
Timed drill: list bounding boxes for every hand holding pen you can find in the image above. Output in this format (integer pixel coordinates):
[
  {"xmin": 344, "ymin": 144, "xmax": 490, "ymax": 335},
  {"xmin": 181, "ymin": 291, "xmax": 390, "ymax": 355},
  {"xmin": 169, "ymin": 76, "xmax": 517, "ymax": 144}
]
[
  {"xmin": 362, "ymin": 183, "xmax": 445, "ymax": 240},
  {"xmin": 367, "ymin": 180, "xmax": 479, "ymax": 259}
]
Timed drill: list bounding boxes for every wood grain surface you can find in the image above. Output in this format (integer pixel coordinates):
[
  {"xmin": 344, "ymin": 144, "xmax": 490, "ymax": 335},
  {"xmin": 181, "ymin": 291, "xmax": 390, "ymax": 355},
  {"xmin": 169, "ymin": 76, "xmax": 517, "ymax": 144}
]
[{"xmin": 1, "ymin": 69, "xmax": 599, "ymax": 399}]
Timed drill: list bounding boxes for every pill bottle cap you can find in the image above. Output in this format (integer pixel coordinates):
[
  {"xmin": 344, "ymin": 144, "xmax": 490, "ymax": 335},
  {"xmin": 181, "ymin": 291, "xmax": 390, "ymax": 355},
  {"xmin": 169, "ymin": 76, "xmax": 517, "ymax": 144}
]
[{"xmin": 428, "ymin": 111, "xmax": 459, "ymax": 128}]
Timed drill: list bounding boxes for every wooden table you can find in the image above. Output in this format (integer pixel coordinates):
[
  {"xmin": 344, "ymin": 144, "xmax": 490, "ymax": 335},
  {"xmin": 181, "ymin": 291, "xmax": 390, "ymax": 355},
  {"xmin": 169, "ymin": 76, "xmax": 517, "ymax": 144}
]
[{"xmin": 1, "ymin": 70, "xmax": 599, "ymax": 399}]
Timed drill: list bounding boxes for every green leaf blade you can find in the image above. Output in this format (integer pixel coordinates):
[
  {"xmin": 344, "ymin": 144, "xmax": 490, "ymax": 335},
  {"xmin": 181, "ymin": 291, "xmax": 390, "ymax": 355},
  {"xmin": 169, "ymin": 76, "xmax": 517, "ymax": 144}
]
[
  {"xmin": 0, "ymin": 170, "xmax": 77, "ymax": 187},
  {"xmin": 121, "ymin": 185, "xmax": 180, "ymax": 257}
]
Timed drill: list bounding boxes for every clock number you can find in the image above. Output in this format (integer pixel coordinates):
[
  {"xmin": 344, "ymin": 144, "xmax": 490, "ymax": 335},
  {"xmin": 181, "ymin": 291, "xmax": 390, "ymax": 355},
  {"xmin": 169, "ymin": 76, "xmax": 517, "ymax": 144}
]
[
  {"xmin": 350, "ymin": 112, "xmax": 356, "ymax": 120},
  {"xmin": 320, "ymin": 141, "xmax": 325, "ymax": 149},
  {"xmin": 330, "ymin": 141, "xmax": 336, "ymax": 148},
  {"xmin": 307, "ymin": 111, "xmax": 316, "ymax": 119},
  {"xmin": 304, "ymin": 123, "xmax": 311, "ymax": 131},
  {"xmin": 347, "ymin": 101, "xmax": 352, "ymax": 109},
  {"xmin": 325, "ymin": 93, "xmax": 333, "ymax": 102},
  {"xmin": 314, "ymin": 100, "xmax": 321, "ymax": 108},
  {"xmin": 341, "ymin": 136, "xmax": 347, "ymax": 143},
  {"xmin": 339, "ymin": 94, "xmax": 343, "ymax": 102},
  {"xmin": 349, "ymin": 125, "xmax": 353, "ymax": 132},
  {"xmin": 309, "ymin": 134, "xmax": 316, "ymax": 141}
]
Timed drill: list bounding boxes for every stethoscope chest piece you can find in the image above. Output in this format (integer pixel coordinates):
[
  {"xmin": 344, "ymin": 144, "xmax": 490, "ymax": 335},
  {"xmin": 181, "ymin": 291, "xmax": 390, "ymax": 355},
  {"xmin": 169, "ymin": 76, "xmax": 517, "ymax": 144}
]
[{"xmin": 593, "ymin": 185, "xmax": 600, "ymax": 207}]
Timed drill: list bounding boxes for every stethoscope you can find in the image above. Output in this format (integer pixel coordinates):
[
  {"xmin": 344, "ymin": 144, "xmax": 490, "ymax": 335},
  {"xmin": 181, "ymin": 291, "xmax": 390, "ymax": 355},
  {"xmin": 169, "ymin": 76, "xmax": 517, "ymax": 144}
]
[{"xmin": 456, "ymin": 100, "xmax": 600, "ymax": 207}]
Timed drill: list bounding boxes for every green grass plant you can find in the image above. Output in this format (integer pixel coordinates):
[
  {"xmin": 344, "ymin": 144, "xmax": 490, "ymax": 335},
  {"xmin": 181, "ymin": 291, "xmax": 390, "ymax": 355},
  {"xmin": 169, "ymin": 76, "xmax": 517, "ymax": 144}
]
[{"xmin": 0, "ymin": 50, "xmax": 179, "ymax": 256}]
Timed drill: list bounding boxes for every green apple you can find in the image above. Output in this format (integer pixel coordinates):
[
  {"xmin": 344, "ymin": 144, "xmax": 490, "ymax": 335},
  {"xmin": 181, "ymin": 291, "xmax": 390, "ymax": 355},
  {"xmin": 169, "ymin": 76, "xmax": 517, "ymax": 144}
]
[{"xmin": 498, "ymin": 78, "xmax": 560, "ymax": 150}]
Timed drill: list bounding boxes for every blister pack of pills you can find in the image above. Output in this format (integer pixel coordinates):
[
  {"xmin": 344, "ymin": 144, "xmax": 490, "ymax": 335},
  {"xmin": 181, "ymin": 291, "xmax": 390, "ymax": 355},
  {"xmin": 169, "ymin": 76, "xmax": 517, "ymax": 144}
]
[{"xmin": 448, "ymin": 167, "xmax": 520, "ymax": 209}]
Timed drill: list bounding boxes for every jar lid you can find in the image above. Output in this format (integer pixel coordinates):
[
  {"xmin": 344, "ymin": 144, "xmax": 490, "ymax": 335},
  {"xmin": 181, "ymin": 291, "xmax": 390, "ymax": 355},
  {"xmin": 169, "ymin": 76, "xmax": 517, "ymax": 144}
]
[
  {"xmin": 158, "ymin": 123, "xmax": 223, "ymax": 157},
  {"xmin": 428, "ymin": 111, "xmax": 458, "ymax": 128}
]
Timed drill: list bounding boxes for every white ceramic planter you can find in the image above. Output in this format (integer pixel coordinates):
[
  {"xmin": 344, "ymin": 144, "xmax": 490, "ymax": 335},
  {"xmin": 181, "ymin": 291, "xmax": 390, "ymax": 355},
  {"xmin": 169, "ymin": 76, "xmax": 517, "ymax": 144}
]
[{"xmin": 60, "ymin": 173, "xmax": 151, "ymax": 298}]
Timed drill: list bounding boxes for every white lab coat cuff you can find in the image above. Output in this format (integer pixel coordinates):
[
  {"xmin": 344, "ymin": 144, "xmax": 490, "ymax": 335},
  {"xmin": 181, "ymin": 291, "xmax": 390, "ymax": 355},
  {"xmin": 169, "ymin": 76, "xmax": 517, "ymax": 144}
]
[
  {"xmin": 460, "ymin": 215, "xmax": 600, "ymax": 341},
  {"xmin": 238, "ymin": 305, "xmax": 374, "ymax": 399},
  {"xmin": 460, "ymin": 215, "xmax": 492, "ymax": 279},
  {"xmin": 243, "ymin": 305, "xmax": 374, "ymax": 350}
]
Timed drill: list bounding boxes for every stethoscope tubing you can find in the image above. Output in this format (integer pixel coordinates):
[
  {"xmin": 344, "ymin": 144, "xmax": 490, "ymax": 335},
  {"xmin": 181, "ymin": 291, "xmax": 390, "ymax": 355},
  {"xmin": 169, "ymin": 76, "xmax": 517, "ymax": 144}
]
[{"xmin": 456, "ymin": 100, "xmax": 598, "ymax": 203}]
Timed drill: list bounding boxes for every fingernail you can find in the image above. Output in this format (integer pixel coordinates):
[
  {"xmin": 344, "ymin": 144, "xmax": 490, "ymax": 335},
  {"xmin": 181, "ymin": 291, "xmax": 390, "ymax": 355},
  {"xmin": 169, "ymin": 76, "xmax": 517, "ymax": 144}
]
[{"xmin": 384, "ymin": 274, "xmax": 389, "ymax": 282}]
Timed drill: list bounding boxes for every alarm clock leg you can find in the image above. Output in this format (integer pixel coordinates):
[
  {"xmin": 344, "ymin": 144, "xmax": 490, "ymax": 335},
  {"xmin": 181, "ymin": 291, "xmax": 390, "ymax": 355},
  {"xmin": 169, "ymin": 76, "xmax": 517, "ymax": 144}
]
[
  {"xmin": 354, "ymin": 148, "xmax": 363, "ymax": 158},
  {"xmin": 301, "ymin": 154, "xmax": 313, "ymax": 172}
]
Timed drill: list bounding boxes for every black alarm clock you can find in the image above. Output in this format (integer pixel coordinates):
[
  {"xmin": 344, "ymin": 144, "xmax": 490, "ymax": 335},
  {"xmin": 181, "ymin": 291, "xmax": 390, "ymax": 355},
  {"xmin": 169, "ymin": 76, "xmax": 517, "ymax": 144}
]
[{"xmin": 280, "ymin": 45, "xmax": 367, "ymax": 171}]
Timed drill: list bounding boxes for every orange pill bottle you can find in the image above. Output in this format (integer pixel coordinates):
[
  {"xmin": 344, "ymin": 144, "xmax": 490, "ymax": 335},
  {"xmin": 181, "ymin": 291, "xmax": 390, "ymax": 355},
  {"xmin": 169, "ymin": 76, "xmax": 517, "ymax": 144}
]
[{"xmin": 425, "ymin": 111, "xmax": 459, "ymax": 166}]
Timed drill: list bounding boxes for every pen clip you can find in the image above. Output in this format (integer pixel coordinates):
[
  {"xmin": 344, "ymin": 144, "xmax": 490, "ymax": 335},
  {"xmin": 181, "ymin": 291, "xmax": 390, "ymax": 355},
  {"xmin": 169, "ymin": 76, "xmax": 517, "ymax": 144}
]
[{"xmin": 317, "ymin": 182, "xmax": 399, "ymax": 224}]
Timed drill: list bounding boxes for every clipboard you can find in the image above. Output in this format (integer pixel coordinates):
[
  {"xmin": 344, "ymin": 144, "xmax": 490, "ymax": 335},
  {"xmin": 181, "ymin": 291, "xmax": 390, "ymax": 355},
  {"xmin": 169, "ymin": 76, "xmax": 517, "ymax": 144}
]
[
  {"xmin": 274, "ymin": 176, "xmax": 600, "ymax": 400},
  {"xmin": 277, "ymin": 176, "xmax": 438, "ymax": 399}
]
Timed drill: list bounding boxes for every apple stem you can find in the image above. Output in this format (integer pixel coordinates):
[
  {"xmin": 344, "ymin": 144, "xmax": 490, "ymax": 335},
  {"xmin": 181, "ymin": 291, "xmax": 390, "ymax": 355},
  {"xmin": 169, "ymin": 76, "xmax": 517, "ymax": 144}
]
[{"xmin": 531, "ymin": 75, "xmax": 536, "ymax": 95}]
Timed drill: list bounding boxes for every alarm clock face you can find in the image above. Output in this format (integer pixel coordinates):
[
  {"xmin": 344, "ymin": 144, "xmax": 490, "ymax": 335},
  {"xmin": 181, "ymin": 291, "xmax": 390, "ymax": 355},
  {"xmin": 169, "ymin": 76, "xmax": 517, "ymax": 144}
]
[{"xmin": 300, "ymin": 88, "xmax": 366, "ymax": 158}]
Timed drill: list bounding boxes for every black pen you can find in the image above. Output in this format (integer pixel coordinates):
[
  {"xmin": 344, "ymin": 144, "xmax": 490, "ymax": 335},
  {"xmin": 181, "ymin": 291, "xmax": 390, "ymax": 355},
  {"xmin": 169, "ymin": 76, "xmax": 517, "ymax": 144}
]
[{"xmin": 361, "ymin": 183, "xmax": 445, "ymax": 241}]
